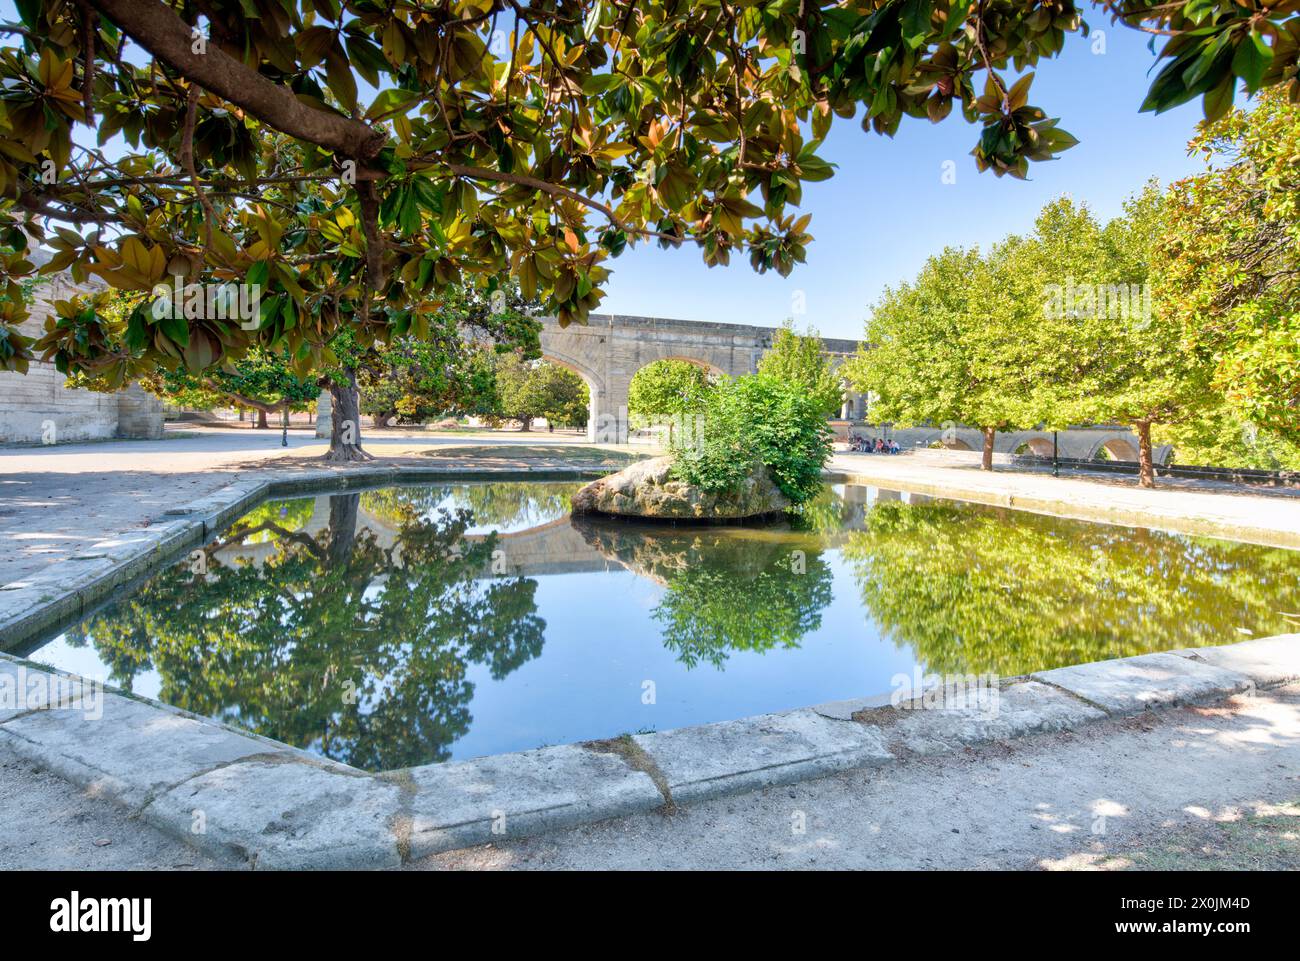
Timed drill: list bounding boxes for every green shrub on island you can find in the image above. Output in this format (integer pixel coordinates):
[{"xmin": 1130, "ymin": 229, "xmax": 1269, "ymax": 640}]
[{"xmin": 668, "ymin": 373, "xmax": 833, "ymax": 505}]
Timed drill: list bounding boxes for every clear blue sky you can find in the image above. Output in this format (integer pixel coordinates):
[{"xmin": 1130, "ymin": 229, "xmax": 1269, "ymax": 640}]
[{"xmin": 600, "ymin": 27, "xmax": 1209, "ymax": 340}]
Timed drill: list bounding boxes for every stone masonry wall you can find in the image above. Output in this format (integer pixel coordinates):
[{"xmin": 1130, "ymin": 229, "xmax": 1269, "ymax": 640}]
[{"xmin": 0, "ymin": 254, "xmax": 163, "ymax": 444}]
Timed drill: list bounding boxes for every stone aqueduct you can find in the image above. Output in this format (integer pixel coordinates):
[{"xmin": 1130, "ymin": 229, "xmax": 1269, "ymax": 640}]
[
  {"xmin": 534, "ymin": 313, "xmax": 1163, "ymax": 462},
  {"xmin": 537, "ymin": 313, "xmax": 858, "ymax": 443}
]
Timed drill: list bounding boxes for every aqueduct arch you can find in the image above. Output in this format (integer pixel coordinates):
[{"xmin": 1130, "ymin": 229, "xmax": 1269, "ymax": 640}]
[
  {"xmin": 538, "ymin": 313, "xmax": 857, "ymax": 441},
  {"xmin": 1092, "ymin": 437, "xmax": 1139, "ymax": 461}
]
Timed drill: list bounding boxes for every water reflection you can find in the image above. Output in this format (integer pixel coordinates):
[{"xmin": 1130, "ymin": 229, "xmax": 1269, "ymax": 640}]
[
  {"xmin": 61, "ymin": 490, "xmax": 548, "ymax": 770},
  {"xmin": 33, "ymin": 481, "xmax": 1298, "ymax": 770},
  {"xmin": 843, "ymin": 498, "xmax": 1300, "ymax": 675},
  {"xmin": 570, "ymin": 516, "xmax": 834, "ymax": 668}
]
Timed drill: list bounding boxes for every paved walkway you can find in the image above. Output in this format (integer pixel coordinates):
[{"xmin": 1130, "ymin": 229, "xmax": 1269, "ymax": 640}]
[
  {"xmin": 4, "ymin": 684, "xmax": 1295, "ymax": 870},
  {"xmin": 416, "ymin": 684, "xmax": 1300, "ymax": 871},
  {"xmin": 829, "ymin": 453, "xmax": 1300, "ymax": 549}
]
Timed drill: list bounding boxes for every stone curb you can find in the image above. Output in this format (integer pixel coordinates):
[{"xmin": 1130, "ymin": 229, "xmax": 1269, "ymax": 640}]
[
  {"xmin": 2, "ymin": 635, "xmax": 1294, "ymax": 868},
  {"xmin": 0, "ymin": 463, "xmax": 612, "ymax": 652},
  {"xmin": 823, "ymin": 469, "xmax": 1300, "ymax": 550}
]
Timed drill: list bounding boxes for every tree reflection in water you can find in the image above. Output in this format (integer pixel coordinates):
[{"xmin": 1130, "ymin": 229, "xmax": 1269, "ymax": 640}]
[
  {"xmin": 844, "ymin": 498, "xmax": 1300, "ymax": 676},
  {"xmin": 570, "ymin": 513, "xmax": 836, "ymax": 668},
  {"xmin": 64, "ymin": 491, "xmax": 547, "ymax": 771}
]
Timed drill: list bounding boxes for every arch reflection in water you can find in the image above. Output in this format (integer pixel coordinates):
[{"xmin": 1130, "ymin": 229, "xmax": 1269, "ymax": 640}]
[{"xmin": 26, "ymin": 482, "xmax": 1299, "ymax": 770}]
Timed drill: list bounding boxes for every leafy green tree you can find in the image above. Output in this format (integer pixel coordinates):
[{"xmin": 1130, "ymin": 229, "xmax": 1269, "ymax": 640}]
[
  {"xmin": 845, "ymin": 244, "xmax": 1031, "ymax": 470},
  {"xmin": 627, "ymin": 359, "xmax": 715, "ymax": 435},
  {"xmin": 1155, "ymin": 405, "xmax": 1300, "ymax": 471},
  {"xmin": 531, "ymin": 361, "xmax": 589, "ymax": 431},
  {"xmin": 5, "ymin": 0, "xmax": 1295, "ymax": 460},
  {"xmin": 314, "ymin": 282, "xmax": 539, "ymax": 456},
  {"xmin": 145, "ymin": 347, "xmax": 320, "ymax": 427},
  {"xmin": 357, "ymin": 336, "xmax": 499, "ymax": 428},
  {"xmin": 66, "ymin": 287, "xmax": 323, "ymax": 424},
  {"xmin": 757, "ymin": 319, "xmax": 843, "ymax": 417},
  {"xmin": 1004, "ymin": 190, "xmax": 1218, "ymax": 486},
  {"xmin": 1155, "ymin": 89, "xmax": 1300, "ymax": 456},
  {"xmin": 669, "ymin": 371, "xmax": 832, "ymax": 504},
  {"xmin": 492, "ymin": 354, "xmax": 587, "ymax": 431}
]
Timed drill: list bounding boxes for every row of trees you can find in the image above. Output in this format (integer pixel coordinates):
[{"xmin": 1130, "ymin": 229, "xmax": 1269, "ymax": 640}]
[
  {"xmin": 847, "ymin": 90, "xmax": 1300, "ymax": 485},
  {"xmin": 64, "ymin": 277, "xmax": 592, "ymax": 432},
  {"xmin": 143, "ymin": 344, "xmax": 590, "ymax": 433}
]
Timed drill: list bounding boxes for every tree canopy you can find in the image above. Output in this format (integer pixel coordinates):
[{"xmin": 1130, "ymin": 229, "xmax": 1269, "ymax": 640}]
[
  {"xmin": 626, "ymin": 357, "xmax": 715, "ymax": 425},
  {"xmin": 669, "ymin": 369, "xmax": 833, "ymax": 504},
  {"xmin": 756, "ymin": 318, "xmax": 843, "ymax": 417},
  {"xmin": 844, "ymin": 242, "xmax": 1032, "ymax": 469},
  {"xmin": 848, "ymin": 88, "xmax": 1300, "ymax": 483},
  {"xmin": 1155, "ymin": 87, "xmax": 1300, "ymax": 462},
  {"xmin": 3, "ymin": 0, "xmax": 1298, "ymax": 396},
  {"xmin": 491, "ymin": 353, "xmax": 588, "ymax": 429}
]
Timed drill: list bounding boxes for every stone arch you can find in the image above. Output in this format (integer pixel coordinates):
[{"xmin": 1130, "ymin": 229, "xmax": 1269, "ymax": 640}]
[
  {"xmin": 624, "ymin": 355, "xmax": 724, "ymax": 443},
  {"xmin": 649, "ymin": 355, "xmax": 727, "ymax": 379},
  {"xmin": 1092, "ymin": 437, "xmax": 1138, "ymax": 462},
  {"xmin": 1011, "ymin": 435, "xmax": 1054, "ymax": 457},
  {"xmin": 930, "ymin": 435, "xmax": 973, "ymax": 451},
  {"xmin": 539, "ymin": 351, "xmax": 605, "ymax": 441}
]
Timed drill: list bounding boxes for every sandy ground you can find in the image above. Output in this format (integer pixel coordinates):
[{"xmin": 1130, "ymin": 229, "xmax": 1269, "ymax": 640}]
[
  {"xmin": 2, "ymin": 685, "xmax": 1295, "ymax": 871},
  {"xmin": 414, "ymin": 685, "xmax": 1300, "ymax": 871}
]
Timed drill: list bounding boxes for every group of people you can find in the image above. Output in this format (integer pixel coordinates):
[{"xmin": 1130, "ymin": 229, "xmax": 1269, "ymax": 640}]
[{"xmin": 849, "ymin": 436, "xmax": 902, "ymax": 454}]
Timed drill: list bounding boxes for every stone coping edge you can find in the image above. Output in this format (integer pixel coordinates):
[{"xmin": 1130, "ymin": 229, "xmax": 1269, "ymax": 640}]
[
  {"xmin": 823, "ymin": 469, "xmax": 1300, "ymax": 551},
  {"xmin": 0, "ymin": 463, "xmax": 611, "ymax": 652},
  {"xmin": 1, "ymin": 634, "xmax": 1295, "ymax": 869}
]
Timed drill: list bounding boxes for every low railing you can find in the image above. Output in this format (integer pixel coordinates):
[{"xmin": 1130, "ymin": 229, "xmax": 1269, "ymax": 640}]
[{"xmin": 1010, "ymin": 454, "xmax": 1300, "ymax": 488}]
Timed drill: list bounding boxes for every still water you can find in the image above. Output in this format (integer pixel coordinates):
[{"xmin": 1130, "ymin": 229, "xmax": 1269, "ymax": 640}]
[{"xmin": 24, "ymin": 481, "xmax": 1299, "ymax": 771}]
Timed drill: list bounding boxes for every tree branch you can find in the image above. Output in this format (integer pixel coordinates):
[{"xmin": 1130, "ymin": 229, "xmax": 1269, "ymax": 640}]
[
  {"xmin": 180, "ymin": 85, "xmax": 218, "ymax": 252},
  {"xmin": 87, "ymin": 0, "xmax": 385, "ymax": 161},
  {"xmin": 444, "ymin": 163, "xmax": 688, "ymax": 245}
]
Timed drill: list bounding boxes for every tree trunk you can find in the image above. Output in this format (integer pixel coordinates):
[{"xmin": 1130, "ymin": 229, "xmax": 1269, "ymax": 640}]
[
  {"xmin": 256, "ymin": 408, "xmax": 268, "ymax": 430},
  {"xmin": 519, "ymin": 417, "xmax": 531, "ymax": 432},
  {"xmin": 324, "ymin": 370, "xmax": 374, "ymax": 462},
  {"xmin": 326, "ymin": 493, "xmax": 360, "ymax": 567},
  {"xmin": 1136, "ymin": 421, "xmax": 1155, "ymax": 488},
  {"xmin": 981, "ymin": 426, "xmax": 996, "ymax": 471}
]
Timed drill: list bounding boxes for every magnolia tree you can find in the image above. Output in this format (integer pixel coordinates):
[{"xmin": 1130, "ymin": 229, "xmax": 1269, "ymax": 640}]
[{"xmin": 2, "ymin": 1, "xmax": 1298, "ymax": 460}]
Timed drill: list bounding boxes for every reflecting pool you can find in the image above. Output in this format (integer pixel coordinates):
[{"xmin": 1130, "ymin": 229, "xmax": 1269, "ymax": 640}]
[{"xmin": 20, "ymin": 482, "xmax": 1299, "ymax": 771}]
